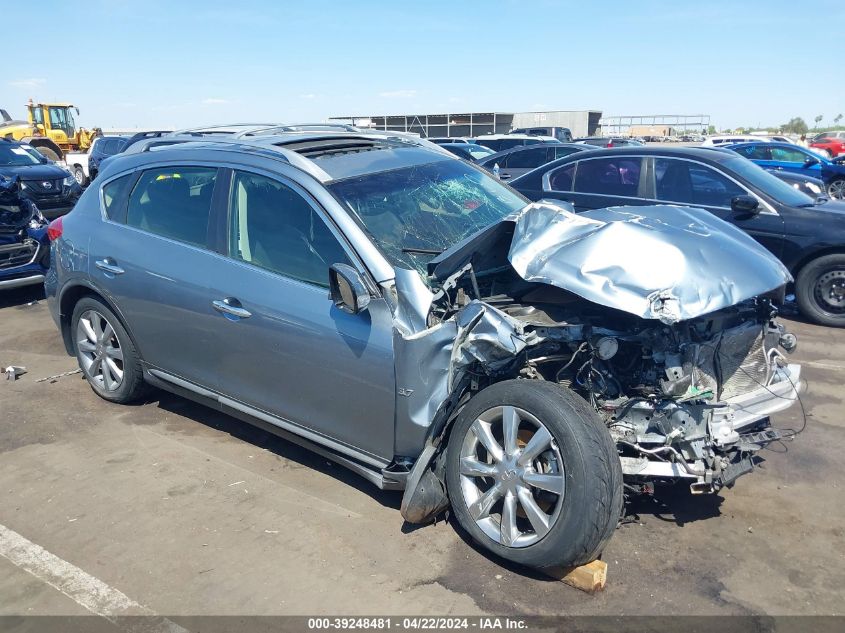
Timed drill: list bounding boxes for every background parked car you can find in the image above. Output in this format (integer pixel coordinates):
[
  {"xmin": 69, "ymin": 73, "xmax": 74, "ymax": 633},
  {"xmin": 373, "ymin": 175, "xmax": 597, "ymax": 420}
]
[
  {"xmin": 87, "ymin": 136, "xmax": 130, "ymax": 183},
  {"xmin": 702, "ymin": 135, "xmax": 774, "ymax": 146},
  {"xmin": 510, "ymin": 126, "xmax": 573, "ymax": 143},
  {"xmin": 509, "ymin": 146, "xmax": 845, "ymax": 326},
  {"xmin": 438, "ymin": 142, "xmax": 496, "ymax": 162},
  {"xmin": 574, "ymin": 137, "xmax": 642, "ymax": 148},
  {"xmin": 0, "ymin": 176, "xmax": 49, "ymax": 290},
  {"xmin": 727, "ymin": 141, "xmax": 845, "ymax": 200},
  {"xmin": 0, "ymin": 139, "xmax": 82, "ymax": 219},
  {"xmin": 469, "ymin": 134, "xmax": 559, "ymax": 152},
  {"xmin": 810, "ymin": 131, "xmax": 845, "ymax": 158},
  {"xmin": 769, "ymin": 169, "xmax": 826, "ymax": 198},
  {"xmin": 476, "ymin": 143, "xmax": 590, "ymax": 180},
  {"xmin": 426, "ymin": 137, "xmax": 470, "ymax": 145}
]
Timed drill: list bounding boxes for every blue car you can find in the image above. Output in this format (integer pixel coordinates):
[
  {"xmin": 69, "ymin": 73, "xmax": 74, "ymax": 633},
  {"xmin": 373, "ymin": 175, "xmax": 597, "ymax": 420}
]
[
  {"xmin": 0, "ymin": 176, "xmax": 50, "ymax": 290},
  {"xmin": 728, "ymin": 142, "xmax": 845, "ymax": 200}
]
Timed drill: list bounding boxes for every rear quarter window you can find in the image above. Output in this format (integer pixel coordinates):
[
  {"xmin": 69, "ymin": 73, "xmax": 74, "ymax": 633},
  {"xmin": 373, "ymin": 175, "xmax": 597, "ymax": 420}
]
[{"xmin": 101, "ymin": 174, "xmax": 137, "ymax": 221}]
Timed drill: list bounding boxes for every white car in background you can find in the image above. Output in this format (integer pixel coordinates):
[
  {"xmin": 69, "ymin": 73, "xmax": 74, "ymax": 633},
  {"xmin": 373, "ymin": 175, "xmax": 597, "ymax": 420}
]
[{"xmin": 702, "ymin": 135, "xmax": 775, "ymax": 147}]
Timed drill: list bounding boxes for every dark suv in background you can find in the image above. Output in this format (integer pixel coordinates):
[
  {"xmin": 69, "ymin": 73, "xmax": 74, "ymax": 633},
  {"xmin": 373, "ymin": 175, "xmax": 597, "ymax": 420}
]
[{"xmin": 0, "ymin": 139, "xmax": 82, "ymax": 219}]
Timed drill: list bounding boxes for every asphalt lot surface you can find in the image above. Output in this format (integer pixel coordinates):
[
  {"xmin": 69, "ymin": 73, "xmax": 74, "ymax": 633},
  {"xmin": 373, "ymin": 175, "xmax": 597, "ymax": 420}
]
[{"xmin": 1, "ymin": 284, "xmax": 843, "ymax": 619}]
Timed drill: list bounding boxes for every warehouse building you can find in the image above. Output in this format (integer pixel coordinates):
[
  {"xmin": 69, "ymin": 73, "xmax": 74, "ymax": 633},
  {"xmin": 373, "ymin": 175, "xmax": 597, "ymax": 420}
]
[{"xmin": 329, "ymin": 110, "xmax": 602, "ymax": 139}]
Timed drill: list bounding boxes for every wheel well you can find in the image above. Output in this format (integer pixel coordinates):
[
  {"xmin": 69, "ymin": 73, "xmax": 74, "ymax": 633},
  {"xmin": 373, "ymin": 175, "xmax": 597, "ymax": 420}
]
[
  {"xmin": 791, "ymin": 247, "xmax": 845, "ymax": 283},
  {"xmin": 24, "ymin": 138, "xmax": 64, "ymax": 160},
  {"xmin": 58, "ymin": 285, "xmax": 140, "ymax": 358}
]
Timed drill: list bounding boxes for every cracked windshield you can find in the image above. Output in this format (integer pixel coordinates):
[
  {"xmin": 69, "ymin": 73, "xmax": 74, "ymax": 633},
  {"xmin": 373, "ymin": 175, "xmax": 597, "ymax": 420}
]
[{"xmin": 329, "ymin": 158, "xmax": 527, "ymax": 275}]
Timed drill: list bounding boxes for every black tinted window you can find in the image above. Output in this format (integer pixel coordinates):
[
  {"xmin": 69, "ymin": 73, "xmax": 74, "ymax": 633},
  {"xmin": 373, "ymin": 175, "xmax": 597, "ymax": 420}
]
[
  {"xmin": 655, "ymin": 159, "xmax": 745, "ymax": 207},
  {"xmin": 573, "ymin": 158, "xmax": 642, "ymax": 196},
  {"xmin": 554, "ymin": 146, "xmax": 581, "ymax": 159},
  {"xmin": 229, "ymin": 171, "xmax": 350, "ymax": 287},
  {"xmin": 547, "ymin": 163, "xmax": 576, "ymax": 191},
  {"xmin": 126, "ymin": 167, "xmax": 216, "ymax": 246},
  {"xmin": 475, "ymin": 139, "xmax": 503, "ymax": 152},
  {"xmin": 507, "ymin": 147, "xmax": 549, "ymax": 169}
]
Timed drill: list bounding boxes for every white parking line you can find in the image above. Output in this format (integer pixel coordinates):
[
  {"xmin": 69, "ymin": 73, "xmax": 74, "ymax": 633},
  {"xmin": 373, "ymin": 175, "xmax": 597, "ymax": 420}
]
[
  {"xmin": 0, "ymin": 522, "xmax": 188, "ymax": 633},
  {"xmin": 798, "ymin": 360, "xmax": 845, "ymax": 371}
]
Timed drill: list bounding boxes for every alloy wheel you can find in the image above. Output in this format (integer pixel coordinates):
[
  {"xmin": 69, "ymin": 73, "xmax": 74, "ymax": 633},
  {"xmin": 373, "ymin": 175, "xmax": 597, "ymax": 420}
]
[
  {"xmin": 76, "ymin": 309, "xmax": 124, "ymax": 392},
  {"xmin": 828, "ymin": 179, "xmax": 845, "ymax": 200},
  {"xmin": 459, "ymin": 405, "xmax": 565, "ymax": 548}
]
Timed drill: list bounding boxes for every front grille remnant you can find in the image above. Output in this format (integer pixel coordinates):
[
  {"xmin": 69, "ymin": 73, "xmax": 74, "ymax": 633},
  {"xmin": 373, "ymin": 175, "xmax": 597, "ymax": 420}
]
[{"xmin": 0, "ymin": 239, "xmax": 38, "ymax": 270}]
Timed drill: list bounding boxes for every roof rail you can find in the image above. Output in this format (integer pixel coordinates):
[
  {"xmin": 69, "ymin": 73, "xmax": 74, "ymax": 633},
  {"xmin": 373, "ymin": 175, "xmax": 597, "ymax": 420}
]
[
  {"xmin": 168, "ymin": 123, "xmax": 282, "ymax": 136},
  {"xmin": 120, "ymin": 134, "xmax": 333, "ymax": 182},
  {"xmin": 233, "ymin": 123, "xmax": 362, "ymax": 138}
]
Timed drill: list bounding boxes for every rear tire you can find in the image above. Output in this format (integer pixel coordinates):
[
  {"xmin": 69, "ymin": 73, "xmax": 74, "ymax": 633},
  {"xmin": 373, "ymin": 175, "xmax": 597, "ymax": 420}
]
[
  {"xmin": 445, "ymin": 380, "xmax": 622, "ymax": 569},
  {"xmin": 71, "ymin": 297, "xmax": 148, "ymax": 403},
  {"xmin": 795, "ymin": 254, "xmax": 845, "ymax": 327}
]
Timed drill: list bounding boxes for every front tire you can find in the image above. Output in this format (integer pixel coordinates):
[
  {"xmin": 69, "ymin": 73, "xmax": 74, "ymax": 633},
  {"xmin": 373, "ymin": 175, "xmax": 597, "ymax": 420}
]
[
  {"xmin": 445, "ymin": 380, "xmax": 622, "ymax": 569},
  {"xmin": 71, "ymin": 297, "xmax": 147, "ymax": 403},
  {"xmin": 795, "ymin": 254, "xmax": 845, "ymax": 327},
  {"xmin": 827, "ymin": 178, "xmax": 845, "ymax": 200}
]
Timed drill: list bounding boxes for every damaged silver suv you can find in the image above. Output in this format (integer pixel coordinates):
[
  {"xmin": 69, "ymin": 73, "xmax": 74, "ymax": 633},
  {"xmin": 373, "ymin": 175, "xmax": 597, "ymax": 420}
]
[{"xmin": 45, "ymin": 128, "xmax": 803, "ymax": 569}]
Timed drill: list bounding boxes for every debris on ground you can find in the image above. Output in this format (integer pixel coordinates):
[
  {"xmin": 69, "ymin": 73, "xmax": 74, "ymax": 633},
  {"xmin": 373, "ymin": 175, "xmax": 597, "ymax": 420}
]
[
  {"xmin": 35, "ymin": 368, "xmax": 82, "ymax": 383},
  {"xmin": 4, "ymin": 366, "xmax": 26, "ymax": 380}
]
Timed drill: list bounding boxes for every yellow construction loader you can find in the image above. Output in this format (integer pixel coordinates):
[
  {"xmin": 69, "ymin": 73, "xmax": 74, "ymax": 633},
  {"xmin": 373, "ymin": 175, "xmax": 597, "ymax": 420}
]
[{"xmin": 0, "ymin": 100, "xmax": 102, "ymax": 161}]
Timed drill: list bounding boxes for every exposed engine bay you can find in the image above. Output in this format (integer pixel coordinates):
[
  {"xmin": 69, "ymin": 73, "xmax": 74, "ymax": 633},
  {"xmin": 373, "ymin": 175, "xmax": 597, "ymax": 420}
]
[
  {"xmin": 468, "ymin": 288, "xmax": 798, "ymax": 493},
  {"xmin": 397, "ymin": 202, "xmax": 803, "ymax": 506}
]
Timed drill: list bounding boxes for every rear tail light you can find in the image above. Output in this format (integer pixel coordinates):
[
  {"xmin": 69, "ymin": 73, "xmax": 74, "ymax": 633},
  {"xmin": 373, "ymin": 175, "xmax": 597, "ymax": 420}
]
[
  {"xmin": 47, "ymin": 217, "xmax": 63, "ymax": 241},
  {"xmin": 607, "ymin": 140, "xmax": 614, "ymax": 148}
]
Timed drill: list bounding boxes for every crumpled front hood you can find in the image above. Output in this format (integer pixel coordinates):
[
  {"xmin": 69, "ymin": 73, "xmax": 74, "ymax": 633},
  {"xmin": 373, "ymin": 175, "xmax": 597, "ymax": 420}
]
[{"xmin": 431, "ymin": 202, "xmax": 792, "ymax": 324}]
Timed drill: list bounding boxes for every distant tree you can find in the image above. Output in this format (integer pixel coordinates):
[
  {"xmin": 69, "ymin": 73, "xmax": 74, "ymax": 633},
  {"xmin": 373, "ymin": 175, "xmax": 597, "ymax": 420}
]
[
  {"xmin": 836, "ymin": 114, "xmax": 843, "ymax": 125},
  {"xmin": 707, "ymin": 125, "xmax": 716, "ymax": 135},
  {"xmin": 783, "ymin": 117, "xmax": 808, "ymax": 134},
  {"xmin": 815, "ymin": 115, "xmax": 824, "ymax": 129}
]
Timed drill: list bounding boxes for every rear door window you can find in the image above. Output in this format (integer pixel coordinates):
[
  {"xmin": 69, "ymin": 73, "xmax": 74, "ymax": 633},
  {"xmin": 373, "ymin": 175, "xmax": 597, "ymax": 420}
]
[
  {"xmin": 734, "ymin": 145, "xmax": 770, "ymax": 160},
  {"xmin": 126, "ymin": 167, "xmax": 217, "ymax": 247},
  {"xmin": 573, "ymin": 157, "xmax": 643, "ymax": 196},
  {"xmin": 655, "ymin": 159, "xmax": 745, "ymax": 207},
  {"xmin": 506, "ymin": 147, "xmax": 550, "ymax": 169}
]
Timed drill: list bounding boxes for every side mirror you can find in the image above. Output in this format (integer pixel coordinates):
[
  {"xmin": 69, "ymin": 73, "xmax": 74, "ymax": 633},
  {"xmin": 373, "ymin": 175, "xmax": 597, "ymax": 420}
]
[
  {"xmin": 731, "ymin": 194, "xmax": 760, "ymax": 215},
  {"xmin": 804, "ymin": 156, "xmax": 819, "ymax": 167},
  {"xmin": 329, "ymin": 263, "xmax": 371, "ymax": 314}
]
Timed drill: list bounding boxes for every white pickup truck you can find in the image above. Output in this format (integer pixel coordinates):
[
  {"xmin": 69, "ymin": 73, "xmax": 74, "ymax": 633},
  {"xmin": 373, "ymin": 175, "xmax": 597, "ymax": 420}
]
[{"xmin": 64, "ymin": 136, "xmax": 128, "ymax": 186}]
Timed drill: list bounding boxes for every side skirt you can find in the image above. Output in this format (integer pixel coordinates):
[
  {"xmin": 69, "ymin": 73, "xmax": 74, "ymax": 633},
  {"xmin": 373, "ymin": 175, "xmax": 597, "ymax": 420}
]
[{"xmin": 143, "ymin": 368, "xmax": 407, "ymax": 491}]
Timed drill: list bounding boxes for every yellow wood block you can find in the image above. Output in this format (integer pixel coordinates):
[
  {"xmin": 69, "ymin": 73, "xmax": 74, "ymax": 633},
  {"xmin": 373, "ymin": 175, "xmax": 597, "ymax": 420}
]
[{"xmin": 544, "ymin": 559, "xmax": 607, "ymax": 592}]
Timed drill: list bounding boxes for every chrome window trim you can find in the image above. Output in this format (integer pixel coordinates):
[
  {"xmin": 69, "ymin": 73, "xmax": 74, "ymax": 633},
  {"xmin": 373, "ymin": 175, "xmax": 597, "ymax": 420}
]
[{"xmin": 542, "ymin": 154, "xmax": 778, "ymax": 215}]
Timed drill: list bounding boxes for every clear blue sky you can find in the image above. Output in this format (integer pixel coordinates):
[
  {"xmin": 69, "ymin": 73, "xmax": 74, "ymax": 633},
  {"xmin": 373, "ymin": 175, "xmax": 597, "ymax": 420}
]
[{"xmin": 3, "ymin": 0, "xmax": 843, "ymax": 131}]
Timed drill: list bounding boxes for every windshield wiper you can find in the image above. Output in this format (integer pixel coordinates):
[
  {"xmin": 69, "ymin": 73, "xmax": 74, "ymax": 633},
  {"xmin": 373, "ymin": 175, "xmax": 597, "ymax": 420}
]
[{"xmin": 401, "ymin": 247, "xmax": 443, "ymax": 255}]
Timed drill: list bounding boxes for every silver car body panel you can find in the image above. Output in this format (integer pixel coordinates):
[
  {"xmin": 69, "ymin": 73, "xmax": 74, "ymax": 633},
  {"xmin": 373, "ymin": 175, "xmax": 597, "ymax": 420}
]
[{"xmin": 433, "ymin": 201, "xmax": 792, "ymax": 324}]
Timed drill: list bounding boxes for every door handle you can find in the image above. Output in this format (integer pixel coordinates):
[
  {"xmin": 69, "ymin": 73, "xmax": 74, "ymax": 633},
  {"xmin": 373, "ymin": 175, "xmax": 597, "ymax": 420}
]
[
  {"xmin": 212, "ymin": 298, "xmax": 252, "ymax": 319},
  {"xmin": 95, "ymin": 258, "xmax": 124, "ymax": 275}
]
